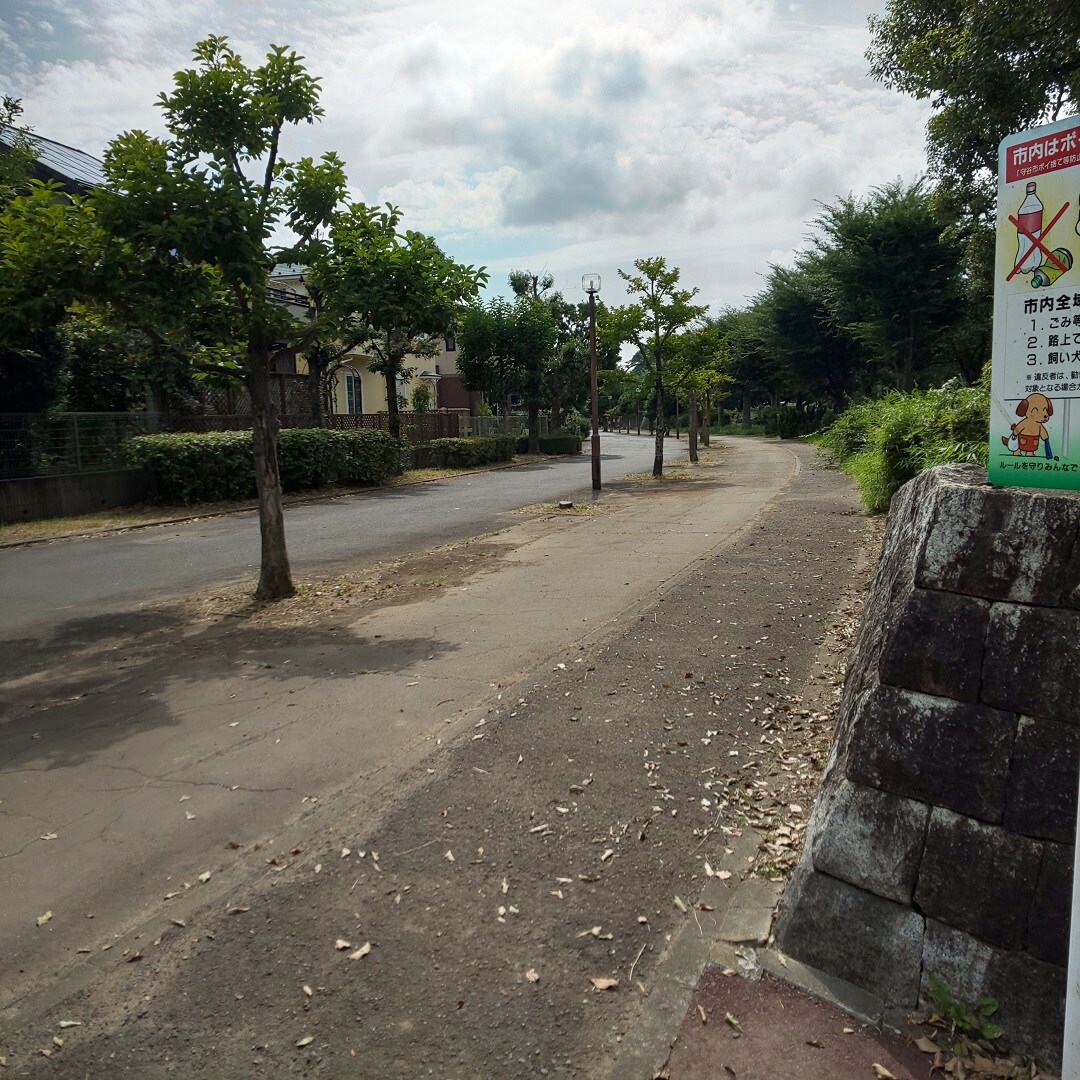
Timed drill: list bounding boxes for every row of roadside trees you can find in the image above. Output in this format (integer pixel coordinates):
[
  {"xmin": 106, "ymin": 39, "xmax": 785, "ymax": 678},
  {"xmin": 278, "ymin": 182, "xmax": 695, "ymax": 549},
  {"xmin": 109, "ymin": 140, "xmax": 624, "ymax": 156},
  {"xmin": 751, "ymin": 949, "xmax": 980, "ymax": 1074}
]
[{"xmin": 0, "ymin": 39, "xmax": 487, "ymax": 601}]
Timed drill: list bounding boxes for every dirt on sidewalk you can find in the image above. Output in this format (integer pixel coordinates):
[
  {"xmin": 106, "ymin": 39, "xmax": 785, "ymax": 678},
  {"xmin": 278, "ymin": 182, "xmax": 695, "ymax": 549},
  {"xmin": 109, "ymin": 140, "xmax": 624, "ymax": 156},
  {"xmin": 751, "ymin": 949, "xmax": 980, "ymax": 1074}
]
[{"xmin": 1, "ymin": 444, "xmax": 875, "ymax": 1078}]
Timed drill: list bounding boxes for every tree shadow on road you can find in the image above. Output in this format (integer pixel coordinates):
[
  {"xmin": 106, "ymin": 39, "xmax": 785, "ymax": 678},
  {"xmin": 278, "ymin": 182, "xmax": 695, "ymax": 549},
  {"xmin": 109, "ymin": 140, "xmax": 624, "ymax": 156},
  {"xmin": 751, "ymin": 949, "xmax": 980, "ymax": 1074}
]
[{"xmin": 0, "ymin": 599, "xmax": 460, "ymax": 775}]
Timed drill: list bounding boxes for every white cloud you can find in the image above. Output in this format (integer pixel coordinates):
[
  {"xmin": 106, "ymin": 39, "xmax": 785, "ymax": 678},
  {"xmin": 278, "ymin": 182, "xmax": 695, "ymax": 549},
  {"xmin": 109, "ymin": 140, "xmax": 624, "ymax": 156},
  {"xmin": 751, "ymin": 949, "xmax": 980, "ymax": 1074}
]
[{"xmin": 6, "ymin": 0, "xmax": 932, "ymax": 309}]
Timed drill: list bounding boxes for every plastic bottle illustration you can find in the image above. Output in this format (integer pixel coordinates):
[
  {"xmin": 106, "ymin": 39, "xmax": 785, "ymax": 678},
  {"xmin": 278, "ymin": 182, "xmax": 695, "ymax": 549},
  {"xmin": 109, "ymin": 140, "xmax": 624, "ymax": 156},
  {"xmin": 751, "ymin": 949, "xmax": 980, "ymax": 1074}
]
[
  {"xmin": 1032, "ymin": 248, "xmax": 1074, "ymax": 287},
  {"xmin": 1014, "ymin": 182, "xmax": 1044, "ymax": 274}
]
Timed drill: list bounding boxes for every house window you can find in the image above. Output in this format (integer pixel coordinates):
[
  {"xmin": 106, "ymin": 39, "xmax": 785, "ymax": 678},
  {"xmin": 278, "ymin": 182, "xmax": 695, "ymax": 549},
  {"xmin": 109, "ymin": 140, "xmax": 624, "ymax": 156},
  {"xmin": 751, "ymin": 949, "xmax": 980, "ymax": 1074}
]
[
  {"xmin": 444, "ymin": 334, "xmax": 456, "ymax": 351},
  {"xmin": 345, "ymin": 369, "xmax": 362, "ymax": 414}
]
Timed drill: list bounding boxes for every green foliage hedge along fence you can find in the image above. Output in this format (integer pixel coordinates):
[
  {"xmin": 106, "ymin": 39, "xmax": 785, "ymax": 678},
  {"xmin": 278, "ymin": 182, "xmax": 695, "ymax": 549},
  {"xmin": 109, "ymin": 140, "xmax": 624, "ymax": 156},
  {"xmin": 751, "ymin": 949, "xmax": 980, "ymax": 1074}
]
[
  {"xmin": 817, "ymin": 379, "xmax": 988, "ymax": 512},
  {"xmin": 125, "ymin": 428, "xmax": 403, "ymax": 504},
  {"xmin": 515, "ymin": 434, "xmax": 583, "ymax": 455},
  {"xmin": 426, "ymin": 434, "xmax": 517, "ymax": 469}
]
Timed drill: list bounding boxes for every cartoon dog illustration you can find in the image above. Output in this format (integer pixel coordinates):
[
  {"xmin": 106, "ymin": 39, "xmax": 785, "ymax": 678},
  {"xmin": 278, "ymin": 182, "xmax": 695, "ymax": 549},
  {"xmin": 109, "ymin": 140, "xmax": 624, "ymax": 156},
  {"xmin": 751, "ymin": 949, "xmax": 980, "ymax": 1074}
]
[{"xmin": 1002, "ymin": 392, "xmax": 1053, "ymax": 456}]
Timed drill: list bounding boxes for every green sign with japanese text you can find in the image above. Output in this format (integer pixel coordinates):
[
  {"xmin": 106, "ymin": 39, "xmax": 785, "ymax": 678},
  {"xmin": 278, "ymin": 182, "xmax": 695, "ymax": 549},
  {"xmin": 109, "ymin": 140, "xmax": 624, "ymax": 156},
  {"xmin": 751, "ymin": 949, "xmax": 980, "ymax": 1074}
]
[{"xmin": 990, "ymin": 115, "xmax": 1080, "ymax": 490}]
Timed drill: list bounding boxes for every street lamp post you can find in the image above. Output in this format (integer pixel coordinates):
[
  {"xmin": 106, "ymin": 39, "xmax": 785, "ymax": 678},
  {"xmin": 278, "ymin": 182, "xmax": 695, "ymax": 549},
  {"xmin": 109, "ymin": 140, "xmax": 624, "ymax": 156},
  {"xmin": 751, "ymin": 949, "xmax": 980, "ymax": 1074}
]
[{"xmin": 582, "ymin": 274, "xmax": 601, "ymax": 492}]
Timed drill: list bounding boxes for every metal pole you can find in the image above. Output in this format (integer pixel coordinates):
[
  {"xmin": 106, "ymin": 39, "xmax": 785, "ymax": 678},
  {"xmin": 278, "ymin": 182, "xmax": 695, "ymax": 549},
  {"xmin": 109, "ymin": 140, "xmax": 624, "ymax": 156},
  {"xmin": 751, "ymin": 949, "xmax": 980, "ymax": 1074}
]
[{"xmin": 589, "ymin": 290, "xmax": 601, "ymax": 491}]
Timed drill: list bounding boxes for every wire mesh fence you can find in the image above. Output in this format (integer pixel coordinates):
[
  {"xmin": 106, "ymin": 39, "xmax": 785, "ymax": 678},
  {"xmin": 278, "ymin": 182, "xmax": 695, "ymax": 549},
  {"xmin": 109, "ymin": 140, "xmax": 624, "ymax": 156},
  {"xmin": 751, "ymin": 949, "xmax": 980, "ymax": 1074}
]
[
  {"xmin": 0, "ymin": 413, "xmax": 155, "ymax": 480},
  {"xmin": 1, "ymin": 409, "xmax": 466, "ymax": 481}
]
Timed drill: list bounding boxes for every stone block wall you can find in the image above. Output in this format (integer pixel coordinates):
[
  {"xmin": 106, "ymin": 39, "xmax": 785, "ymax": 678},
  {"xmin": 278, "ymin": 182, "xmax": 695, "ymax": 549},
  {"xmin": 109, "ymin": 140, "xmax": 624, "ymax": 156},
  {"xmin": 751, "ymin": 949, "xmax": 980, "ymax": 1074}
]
[{"xmin": 774, "ymin": 464, "xmax": 1080, "ymax": 1070}]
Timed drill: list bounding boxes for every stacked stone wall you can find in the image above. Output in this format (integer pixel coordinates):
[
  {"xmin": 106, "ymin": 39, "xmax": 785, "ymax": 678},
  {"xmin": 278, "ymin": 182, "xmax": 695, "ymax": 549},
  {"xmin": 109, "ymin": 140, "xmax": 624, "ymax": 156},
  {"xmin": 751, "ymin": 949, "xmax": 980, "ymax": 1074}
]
[{"xmin": 774, "ymin": 464, "xmax": 1080, "ymax": 1070}]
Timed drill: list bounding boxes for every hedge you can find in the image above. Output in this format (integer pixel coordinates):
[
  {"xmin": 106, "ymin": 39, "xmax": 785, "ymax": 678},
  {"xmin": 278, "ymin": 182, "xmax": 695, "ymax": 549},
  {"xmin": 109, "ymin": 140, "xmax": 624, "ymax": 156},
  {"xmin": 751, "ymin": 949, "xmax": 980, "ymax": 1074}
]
[
  {"xmin": 427, "ymin": 434, "xmax": 517, "ymax": 468},
  {"xmin": 124, "ymin": 428, "xmax": 403, "ymax": 504},
  {"xmin": 515, "ymin": 433, "xmax": 583, "ymax": 455}
]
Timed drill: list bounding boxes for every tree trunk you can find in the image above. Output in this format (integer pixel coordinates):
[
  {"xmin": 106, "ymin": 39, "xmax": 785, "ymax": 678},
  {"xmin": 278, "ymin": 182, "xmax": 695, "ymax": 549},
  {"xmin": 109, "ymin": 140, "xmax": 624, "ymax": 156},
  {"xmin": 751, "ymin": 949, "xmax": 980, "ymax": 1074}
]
[
  {"xmin": 675, "ymin": 395, "xmax": 680, "ymax": 439},
  {"xmin": 306, "ymin": 352, "xmax": 325, "ymax": 427},
  {"xmin": 384, "ymin": 369, "xmax": 401, "ymax": 440},
  {"xmin": 702, "ymin": 391, "xmax": 711, "ymax": 446},
  {"xmin": 688, "ymin": 391, "xmax": 699, "ymax": 463},
  {"xmin": 247, "ymin": 362, "xmax": 295, "ymax": 601},
  {"xmin": 527, "ymin": 403, "xmax": 540, "ymax": 454},
  {"xmin": 652, "ymin": 375, "xmax": 665, "ymax": 477},
  {"xmin": 741, "ymin": 390, "xmax": 751, "ymax": 428}
]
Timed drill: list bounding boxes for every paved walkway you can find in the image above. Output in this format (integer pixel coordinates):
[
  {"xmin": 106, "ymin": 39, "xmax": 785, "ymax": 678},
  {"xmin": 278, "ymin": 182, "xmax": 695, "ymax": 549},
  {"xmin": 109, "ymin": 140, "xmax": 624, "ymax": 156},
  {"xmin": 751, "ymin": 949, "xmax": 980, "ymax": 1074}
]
[{"xmin": 1, "ymin": 436, "xmax": 795, "ymax": 1018}]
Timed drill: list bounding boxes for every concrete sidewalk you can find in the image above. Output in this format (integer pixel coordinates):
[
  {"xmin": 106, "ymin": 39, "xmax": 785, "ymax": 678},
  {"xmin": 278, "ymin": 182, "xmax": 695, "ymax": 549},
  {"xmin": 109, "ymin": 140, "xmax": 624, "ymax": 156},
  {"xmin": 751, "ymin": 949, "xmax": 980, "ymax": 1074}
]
[{"xmin": 1, "ymin": 437, "xmax": 798, "ymax": 1022}]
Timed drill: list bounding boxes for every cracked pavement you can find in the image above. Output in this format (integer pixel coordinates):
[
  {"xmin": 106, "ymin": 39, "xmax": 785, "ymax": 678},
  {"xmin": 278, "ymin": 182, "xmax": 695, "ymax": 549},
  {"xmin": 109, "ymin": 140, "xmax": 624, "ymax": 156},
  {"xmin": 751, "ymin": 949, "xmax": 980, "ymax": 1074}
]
[{"xmin": 0, "ymin": 436, "xmax": 871, "ymax": 1077}]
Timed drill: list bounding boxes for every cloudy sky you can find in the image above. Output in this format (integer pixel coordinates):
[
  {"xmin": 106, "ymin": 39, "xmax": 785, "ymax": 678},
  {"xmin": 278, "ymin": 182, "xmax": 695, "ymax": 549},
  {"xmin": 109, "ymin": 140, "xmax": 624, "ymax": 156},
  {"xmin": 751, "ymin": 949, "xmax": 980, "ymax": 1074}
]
[{"xmin": 2, "ymin": 0, "xmax": 932, "ymax": 312}]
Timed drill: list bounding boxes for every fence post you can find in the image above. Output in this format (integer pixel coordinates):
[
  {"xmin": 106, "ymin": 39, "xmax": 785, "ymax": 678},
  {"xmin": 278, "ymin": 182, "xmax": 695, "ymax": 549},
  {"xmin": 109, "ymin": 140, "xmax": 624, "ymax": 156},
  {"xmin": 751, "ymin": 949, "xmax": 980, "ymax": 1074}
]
[{"xmin": 73, "ymin": 415, "xmax": 82, "ymax": 470}]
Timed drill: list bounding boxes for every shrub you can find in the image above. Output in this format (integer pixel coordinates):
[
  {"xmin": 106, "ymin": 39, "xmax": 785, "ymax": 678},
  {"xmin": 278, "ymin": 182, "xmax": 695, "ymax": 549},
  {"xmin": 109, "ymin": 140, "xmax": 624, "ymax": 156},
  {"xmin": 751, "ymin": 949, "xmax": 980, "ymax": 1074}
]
[
  {"xmin": 125, "ymin": 427, "xmax": 402, "ymax": 504},
  {"xmin": 427, "ymin": 433, "xmax": 517, "ymax": 468},
  {"xmin": 515, "ymin": 433, "xmax": 583, "ymax": 455},
  {"xmin": 556, "ymin": 409, "xmax": 590, "ymax": 440},
  {"xmin": 817, "ymin": 380, "xmax": 989, "ymax": 512}
]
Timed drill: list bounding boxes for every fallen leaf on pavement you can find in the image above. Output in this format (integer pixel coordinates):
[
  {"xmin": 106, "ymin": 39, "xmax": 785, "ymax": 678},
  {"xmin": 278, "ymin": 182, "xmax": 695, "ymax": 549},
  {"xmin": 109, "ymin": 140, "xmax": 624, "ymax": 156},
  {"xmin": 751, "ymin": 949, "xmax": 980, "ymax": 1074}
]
[
  {"xmin": 697, "ymin": 1005, "xmax": 707, "ymax": 1024},
  {"xmin": 348, "ymin": 943, "xmax": 371, "ymax": 960},
  {"xmin": 58, "ymin": 1021, "xmax": 81, "ymax": 1029},
  {"xmin": 872, "ymin": 1066, "xmax": 897, "ymax": 1079},
  {"xmin": 724, "ymin": 1012, "xmax": 743, "ymax": 1033},
  {"xmin": 445, "ymin": 850, "xmax": 455, "ymax": 862},
  {"xmin": 335, "ymin": 939, "xmax": 352, "ymax": 951},
  {"xmin": 673, "ymin": 896, "xmax": 688, "ymax": 913},
  {"xmin": 525, "ymin": 969, "xmax": 540, "ymax": 983},
  {"xmin": 296, "ymin": 1035, "xmax": 314, "ymax": 1048},
  {"xmin": 227, "ymin": 906, "xmax": 249, "ymax": 915},
  {"xmin": 913, "ymin": 1037, "xmax": 938, "ymax": 1053},
  {"xmin": 36, "ymin": 911, "xmax": 53, "ymax": 927},
  {"xmin": 590, "ymin": 977, "xmax": 619, "ymax": 991},
  {"xmin": 198, "ymin": 871, "xmax": 212, "ymax": 883},
  {"xmin": 52, "ymin": 1037, "xmax": 63, "ymax": 1048},
  {"xmin": 39, "ymin": 833, "xmax": 57, "ymax": 841},
  {"xmin": 302, "ymin": 985, "xmax": 313, "ymax": 997}
]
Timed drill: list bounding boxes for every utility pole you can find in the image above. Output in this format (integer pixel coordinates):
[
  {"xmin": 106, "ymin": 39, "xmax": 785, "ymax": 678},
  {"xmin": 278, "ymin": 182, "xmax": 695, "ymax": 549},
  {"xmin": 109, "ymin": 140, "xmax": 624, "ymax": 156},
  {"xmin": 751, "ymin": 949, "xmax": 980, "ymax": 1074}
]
[{"xmin": 582, "ymin": 274, "xmax": 601, "ymax": 491}]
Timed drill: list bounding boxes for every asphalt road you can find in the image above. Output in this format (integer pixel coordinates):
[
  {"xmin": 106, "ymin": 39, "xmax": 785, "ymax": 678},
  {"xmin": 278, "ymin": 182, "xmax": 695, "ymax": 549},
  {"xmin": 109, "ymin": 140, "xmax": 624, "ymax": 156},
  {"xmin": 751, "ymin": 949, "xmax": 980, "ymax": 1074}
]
[{"xmin": 0, "ymin": 432, "xmax": 681, "ymax": 637}]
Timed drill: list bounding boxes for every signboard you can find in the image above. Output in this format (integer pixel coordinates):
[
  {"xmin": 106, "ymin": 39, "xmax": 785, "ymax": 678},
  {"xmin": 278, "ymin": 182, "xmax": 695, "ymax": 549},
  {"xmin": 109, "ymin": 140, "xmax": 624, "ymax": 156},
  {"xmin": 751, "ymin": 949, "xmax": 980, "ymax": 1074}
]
[{"xmin": 989, "ymin": 115, "xmax": 1080, "ymax": 490}]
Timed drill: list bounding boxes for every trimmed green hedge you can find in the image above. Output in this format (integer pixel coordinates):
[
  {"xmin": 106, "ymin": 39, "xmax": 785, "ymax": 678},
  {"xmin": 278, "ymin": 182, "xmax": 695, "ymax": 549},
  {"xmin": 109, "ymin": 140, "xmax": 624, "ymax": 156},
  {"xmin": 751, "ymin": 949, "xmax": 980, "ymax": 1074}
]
[
  {"xmin": 427, "ymin": 434, "xmax": 517, "ymax": 468},
  {"xmin": 515, "ymin": 434, "xmax": 584, "ymax": 455},
  {"xmin": 125, "ymin": 428, "xmax": 403, "ymax": 504}
]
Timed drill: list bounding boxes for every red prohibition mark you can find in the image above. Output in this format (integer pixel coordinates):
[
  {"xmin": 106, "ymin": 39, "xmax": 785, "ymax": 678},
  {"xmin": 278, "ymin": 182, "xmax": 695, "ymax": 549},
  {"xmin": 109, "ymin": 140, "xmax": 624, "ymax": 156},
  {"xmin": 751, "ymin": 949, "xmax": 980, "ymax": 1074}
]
[{"xmin": 1007, "ymin": 201, "xmax": 1071, "ymax": 281}]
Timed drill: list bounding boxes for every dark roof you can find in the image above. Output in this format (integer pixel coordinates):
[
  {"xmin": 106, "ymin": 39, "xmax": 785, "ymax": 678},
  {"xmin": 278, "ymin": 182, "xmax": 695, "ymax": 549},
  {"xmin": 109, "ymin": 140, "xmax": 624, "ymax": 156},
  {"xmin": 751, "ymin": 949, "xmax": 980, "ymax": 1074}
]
[{"xmin": 1, "ymin": 129, "xmax": 106, "ymax": 193}]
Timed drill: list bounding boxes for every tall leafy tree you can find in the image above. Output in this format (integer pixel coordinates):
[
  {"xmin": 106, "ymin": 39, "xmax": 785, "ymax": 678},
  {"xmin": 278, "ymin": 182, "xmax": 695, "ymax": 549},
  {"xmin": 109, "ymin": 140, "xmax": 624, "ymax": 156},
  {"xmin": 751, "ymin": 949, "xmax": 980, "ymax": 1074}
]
[
  {"xmin": 867, "ymin": 0, "xmax": 1079, "ymax": 297},
  {"xmin": 603, "ymin": 257, "xmax": 706, "ymax": 476},
  {"xmin": 315, "ymin": 203, "xmax": 486, "ymax": 440},
  {"xmin": 810, "ymin": 179, "xmax": 965, "ymax": 393},
  {"xmin": 868, "ymin": 0, "xmax": 1078, "ymax": 196},
  {"xmin": 457, "ymin": 294, "xmax": 558, "ymax": 451},
  {"xmin": 0, "ymin": 38, "xmax": 350, "ymax": 600}
]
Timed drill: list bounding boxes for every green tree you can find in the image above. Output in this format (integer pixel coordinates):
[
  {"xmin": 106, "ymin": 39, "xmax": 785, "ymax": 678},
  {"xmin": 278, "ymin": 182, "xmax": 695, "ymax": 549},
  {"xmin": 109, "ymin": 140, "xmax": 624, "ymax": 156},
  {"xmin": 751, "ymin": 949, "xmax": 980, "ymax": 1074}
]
[
  {"xmin": 867, "ymin": 0, "xmax": 1079, "ymax": 294},
  {"xmin": 0, "ymin": 97, "xmax": 36, "ymax": 204},
  {"xmin": 457, "ymin": 294, "xmax": 558, "ymax": 452},
  {"xmin": 314, "ymin": 202, "xmax": 485, "ymax": 441},
  {"xmin": 669, "ymin": 321, "xmax": 731, "ymax": 460},
  {"xmin": 810, "ymin": 179, "xmax": 965, "ymax": 393},
  {"xmin": 603, "ymin": 257, "xmax": 707, "ymax": 475},
  {"xmin": 755, "ymin": 260, "xmax": 862, "ymax": 411},
  {"xmin": 0, "ymin": 38, "xmax": 350, "ymax": 600}
]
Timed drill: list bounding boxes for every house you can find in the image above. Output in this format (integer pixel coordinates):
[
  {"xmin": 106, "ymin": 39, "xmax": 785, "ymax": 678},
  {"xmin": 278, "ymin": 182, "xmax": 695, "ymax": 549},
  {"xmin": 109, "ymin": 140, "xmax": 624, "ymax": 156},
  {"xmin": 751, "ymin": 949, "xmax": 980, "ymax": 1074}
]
[
  {"xmin": 267, "ymin": 265, "xmax": 478, "ymax": 417},
  {"xmin": 0, "ymin": 129, "xmax": 106, "ymax": 195}
]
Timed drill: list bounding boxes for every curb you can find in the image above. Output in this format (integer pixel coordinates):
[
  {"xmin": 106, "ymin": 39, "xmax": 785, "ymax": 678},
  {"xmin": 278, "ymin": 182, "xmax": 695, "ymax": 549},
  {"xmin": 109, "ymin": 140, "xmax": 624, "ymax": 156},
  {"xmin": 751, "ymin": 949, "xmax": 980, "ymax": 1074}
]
[{"xmin": 0, "ymin": 452, "xmax": 584, "ymax": 551}]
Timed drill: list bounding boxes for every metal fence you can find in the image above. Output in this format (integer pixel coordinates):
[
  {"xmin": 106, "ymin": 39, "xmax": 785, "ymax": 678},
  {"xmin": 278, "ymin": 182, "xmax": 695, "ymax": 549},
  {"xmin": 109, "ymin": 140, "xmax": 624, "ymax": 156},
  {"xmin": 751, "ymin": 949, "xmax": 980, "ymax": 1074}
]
[
  {"xmin": 1, "ymin": 409, "xmax": 464, "ymax": 481},
  {"xmin": 0, "ymin": 412, "xmax": 154, "ymax": 480},
  {"xmin": 470, "ymin": 413, "xmax": 549, "ymax": 437}
]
